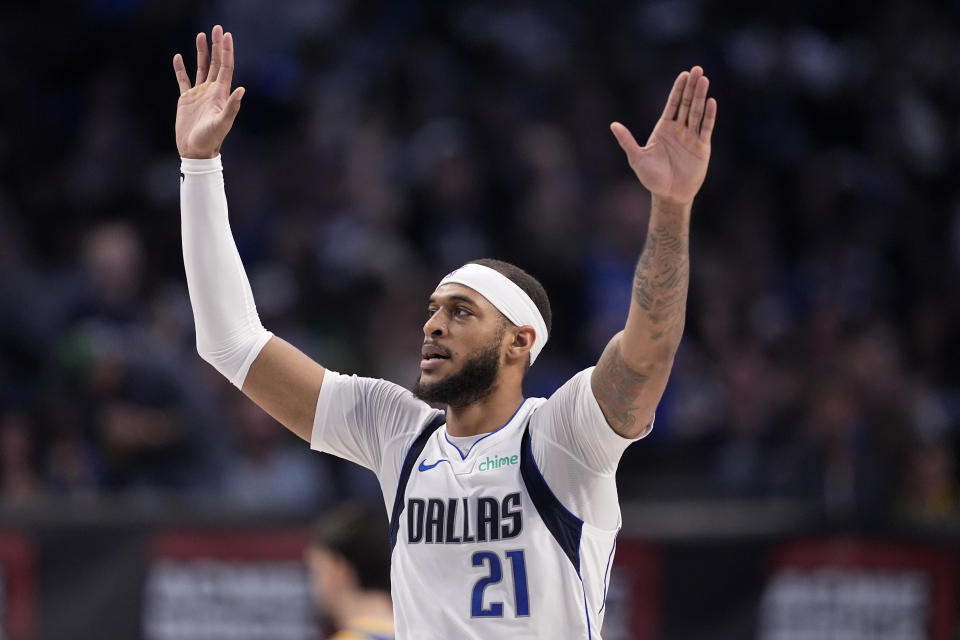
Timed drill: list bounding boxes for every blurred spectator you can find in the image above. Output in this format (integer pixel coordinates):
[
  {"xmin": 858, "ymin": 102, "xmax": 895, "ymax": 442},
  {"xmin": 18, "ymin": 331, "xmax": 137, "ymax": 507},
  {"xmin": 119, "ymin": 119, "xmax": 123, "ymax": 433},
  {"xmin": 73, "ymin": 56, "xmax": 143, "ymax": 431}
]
[
  {"xmin": 897, "ymin": 441, "xmax": 959, "ymax": 521},
  {"xmin": 0, "ymin": 0, "xmax": 957, "ymax": 522},
  {"xmin": 306, "ymin": 502, "xmax": 395, "ymax": 639},
  {"xmin": 221, "ymin": 394, "xmax": 334, "ymax": 512},
  {"xmin": 0, "ymin": 410, "xmax": 43, "ymax": 504}
]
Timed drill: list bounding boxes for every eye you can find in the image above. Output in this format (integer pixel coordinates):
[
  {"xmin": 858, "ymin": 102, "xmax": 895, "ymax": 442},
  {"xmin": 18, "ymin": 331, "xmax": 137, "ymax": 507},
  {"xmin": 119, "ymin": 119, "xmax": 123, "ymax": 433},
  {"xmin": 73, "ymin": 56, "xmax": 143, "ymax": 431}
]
[
  {"xmin": 455, "ymin": 307, "xmax": 472, "ymax": 317},
  {"xmin": 426, "ymin": 307, "xmax": 438, "ymax": 318}
]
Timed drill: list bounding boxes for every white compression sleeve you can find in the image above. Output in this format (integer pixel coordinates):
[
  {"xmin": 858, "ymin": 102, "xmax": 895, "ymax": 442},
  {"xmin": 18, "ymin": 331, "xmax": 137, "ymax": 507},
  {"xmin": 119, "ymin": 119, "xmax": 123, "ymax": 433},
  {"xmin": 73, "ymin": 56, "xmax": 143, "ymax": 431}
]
[{"xmin": 180, "ymin": 155, "xmax": 273, "ymax": 388}]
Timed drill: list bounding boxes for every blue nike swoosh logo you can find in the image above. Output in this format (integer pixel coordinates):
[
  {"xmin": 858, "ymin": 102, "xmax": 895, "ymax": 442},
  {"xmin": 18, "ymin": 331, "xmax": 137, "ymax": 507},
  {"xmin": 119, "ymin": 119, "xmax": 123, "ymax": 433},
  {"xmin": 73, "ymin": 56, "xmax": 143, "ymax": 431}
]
[{"xmin": 418, "ymin": 459, "xmax": 450, "ymax": 472}]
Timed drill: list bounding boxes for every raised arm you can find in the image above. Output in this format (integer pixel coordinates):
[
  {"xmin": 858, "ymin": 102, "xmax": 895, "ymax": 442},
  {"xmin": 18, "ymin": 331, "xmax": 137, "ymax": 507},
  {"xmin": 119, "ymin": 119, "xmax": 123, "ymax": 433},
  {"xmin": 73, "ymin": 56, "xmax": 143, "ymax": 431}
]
[
  {"xmin": 174, "ymin": 26, "xmax": 324, "ymax": 442},
  {"xmin": 591, "ymin": 66, "xmax": 717, "ymax": 438}
]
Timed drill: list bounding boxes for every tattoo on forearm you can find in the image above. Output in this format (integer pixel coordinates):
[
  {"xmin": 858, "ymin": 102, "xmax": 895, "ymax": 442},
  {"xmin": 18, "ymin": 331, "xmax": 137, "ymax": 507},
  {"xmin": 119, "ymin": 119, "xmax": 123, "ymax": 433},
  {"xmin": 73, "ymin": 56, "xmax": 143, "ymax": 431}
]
[
  {"xmin": 592, "ymin": 339, "xmax": 650, "ymax": 435},
  {"xmin": 632, "ymin": 221, "xmax": 689, "ymax": 342}
]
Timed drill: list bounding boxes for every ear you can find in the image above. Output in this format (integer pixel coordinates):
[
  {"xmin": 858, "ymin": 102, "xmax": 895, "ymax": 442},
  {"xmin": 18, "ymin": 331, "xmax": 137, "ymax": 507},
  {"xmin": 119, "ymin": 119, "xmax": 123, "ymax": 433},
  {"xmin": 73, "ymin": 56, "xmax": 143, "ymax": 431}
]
[
  {"xmin": 309, "ymin": 548, "xmax": 356, "ymax": 590},
  {"xmin": 331, "ymin": 553, "xmax": 358, "ymax": 588},
  {"xmin": 505, "ymin": 326, "xmax": 536, "ymax": 364}
]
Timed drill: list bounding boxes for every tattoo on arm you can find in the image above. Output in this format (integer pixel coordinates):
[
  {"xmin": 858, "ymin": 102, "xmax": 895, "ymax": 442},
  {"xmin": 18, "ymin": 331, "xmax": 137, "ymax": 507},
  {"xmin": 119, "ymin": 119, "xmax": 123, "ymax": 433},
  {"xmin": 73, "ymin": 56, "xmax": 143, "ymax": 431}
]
[
  {"xmin": 592, "ymin": 338, "xmax": 651, "ymax": 436},
  {"xmin": 632, "ymin": 220, "xmax": 689, "ymax": 342}
]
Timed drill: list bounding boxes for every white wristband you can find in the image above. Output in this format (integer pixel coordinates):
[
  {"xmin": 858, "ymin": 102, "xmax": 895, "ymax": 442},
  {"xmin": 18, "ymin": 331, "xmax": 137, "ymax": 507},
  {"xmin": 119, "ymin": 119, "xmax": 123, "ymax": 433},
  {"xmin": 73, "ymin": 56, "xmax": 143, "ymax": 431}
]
[{"xmin": 181, "ymin": 155, "xmax": 223, "ymax": 175}]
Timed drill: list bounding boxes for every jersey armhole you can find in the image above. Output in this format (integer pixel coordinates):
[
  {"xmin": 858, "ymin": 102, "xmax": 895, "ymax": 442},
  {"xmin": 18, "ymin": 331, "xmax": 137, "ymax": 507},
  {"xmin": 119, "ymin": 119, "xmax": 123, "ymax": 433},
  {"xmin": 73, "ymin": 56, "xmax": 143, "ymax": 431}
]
[
  {"xmin": 387, "ymin": 412, "xmax": 446, "ymax": 552},
  {"xmin": 519, "ymin": 424, "xmax": 584, "ymax": 574}
]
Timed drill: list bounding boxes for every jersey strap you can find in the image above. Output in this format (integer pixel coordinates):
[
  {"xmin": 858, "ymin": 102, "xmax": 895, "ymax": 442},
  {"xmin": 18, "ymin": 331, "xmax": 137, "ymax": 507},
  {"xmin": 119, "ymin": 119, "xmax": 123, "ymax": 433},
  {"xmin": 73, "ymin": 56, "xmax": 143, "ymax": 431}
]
[
  {"xmin": 519, "ymin": 424, "xmax": 584, "ymax": 573},
  {"xmin": 389, "ymin": 412, "xmax": 446, "ymax": 552}
]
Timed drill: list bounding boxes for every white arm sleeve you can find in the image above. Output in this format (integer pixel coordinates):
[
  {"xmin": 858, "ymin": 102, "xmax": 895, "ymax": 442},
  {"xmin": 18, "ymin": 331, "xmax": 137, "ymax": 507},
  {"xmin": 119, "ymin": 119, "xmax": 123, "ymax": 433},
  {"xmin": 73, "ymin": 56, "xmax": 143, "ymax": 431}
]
[
  {"xmin": 180, "ymin": 155, "xmax": 273, "ymax": 388},
  {"xmin": 530, "ymin": 367, "xmax": 650, "ymax": 530}
]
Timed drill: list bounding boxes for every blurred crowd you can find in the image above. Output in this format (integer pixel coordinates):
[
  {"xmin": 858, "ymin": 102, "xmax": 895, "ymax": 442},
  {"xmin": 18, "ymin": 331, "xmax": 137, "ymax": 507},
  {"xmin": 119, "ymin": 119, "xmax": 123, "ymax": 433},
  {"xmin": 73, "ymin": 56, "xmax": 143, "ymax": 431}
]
[{"xmin": 0, "ymin": 0, "xmax": 958, "ymax": 522}]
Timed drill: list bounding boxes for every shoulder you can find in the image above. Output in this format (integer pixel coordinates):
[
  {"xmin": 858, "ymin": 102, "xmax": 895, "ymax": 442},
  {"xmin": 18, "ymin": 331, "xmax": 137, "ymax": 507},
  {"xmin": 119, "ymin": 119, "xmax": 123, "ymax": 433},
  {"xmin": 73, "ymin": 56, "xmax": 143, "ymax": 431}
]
[
  {"xmin": 320, "ymin": 370, "xmax": 422, "ymax": 404},
  {"xmin": 527, "ymin": 367, "xmax": 605, "ymax": 451},
  {"xmin": 528, "ymin": 366, "xmax": 647, "ymax": 474},
  {"xmin": 319, "ymin": 371, "xmax": 433, "ymax": 423},
  {"xmin": 529, "ymin": 367, "xmax": 599, "ymax": 422},
  {"xmin": 329, "ymin": 631, "xmax": 370, "ymax": 640},
  {"xmin": 333, "ymin": 617, "xmax": 395, "ymax": 640},
  {"xmin": 330, "ymin": 632, "xmax": 393, "ymax": 640},
  {"xmin": 311, "ymin": 370, "xmax": 438, "ymax": 471}
]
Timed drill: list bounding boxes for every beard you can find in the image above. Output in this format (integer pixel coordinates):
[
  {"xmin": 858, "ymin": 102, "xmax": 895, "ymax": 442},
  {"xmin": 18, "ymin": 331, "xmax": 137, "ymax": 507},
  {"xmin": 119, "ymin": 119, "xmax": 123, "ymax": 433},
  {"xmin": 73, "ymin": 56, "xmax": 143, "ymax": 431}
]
[{"xmin": 413, "ymin": 339, "xmax": 502, "ymax": 409}]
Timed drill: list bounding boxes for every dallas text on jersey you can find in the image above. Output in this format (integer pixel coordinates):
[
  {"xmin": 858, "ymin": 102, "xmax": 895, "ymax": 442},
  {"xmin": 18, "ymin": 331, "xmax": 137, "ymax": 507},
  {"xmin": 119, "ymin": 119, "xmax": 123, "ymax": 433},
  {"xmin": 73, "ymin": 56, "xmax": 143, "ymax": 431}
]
[{"xmin": 407, "ymin": 493, "xmax": 523, "ymax": 544}]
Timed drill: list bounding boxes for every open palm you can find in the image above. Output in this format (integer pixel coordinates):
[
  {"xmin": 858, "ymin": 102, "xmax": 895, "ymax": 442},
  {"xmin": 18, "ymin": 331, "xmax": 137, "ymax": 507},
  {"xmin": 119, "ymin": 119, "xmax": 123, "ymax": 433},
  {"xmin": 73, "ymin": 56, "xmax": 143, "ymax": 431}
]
[
  {"xmin": 172, "ymin": 25, "xmax": 245, "ymax": 159},
  {"xmin": 612, "ymin": 66, "xmax": 717, "ymax": 205}
]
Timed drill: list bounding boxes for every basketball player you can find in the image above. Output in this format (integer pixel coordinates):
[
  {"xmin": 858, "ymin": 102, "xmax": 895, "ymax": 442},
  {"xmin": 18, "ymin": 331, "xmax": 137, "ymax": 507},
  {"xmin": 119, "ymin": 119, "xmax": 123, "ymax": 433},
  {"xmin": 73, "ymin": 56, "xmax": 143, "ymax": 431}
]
[
  {"xmin": 173, "ymin": 25, "xmax": 715, "ymax": 639},
  {"xmin": 307, "ymin": 503, "xmax": 395, "ymax": 640}
]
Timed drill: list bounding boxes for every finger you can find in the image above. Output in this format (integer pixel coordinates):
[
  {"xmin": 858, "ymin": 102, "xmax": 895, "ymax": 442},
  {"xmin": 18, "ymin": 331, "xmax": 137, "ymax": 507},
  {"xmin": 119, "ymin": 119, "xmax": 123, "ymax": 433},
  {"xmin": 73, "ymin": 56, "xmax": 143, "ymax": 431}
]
[
  {"xmin": 676, "ymin": 65, "xmax": 703, "ymax": 126},
  {"xmin": 195, "ymin": 32, "xmax": 209, "ymax": 84},
  {"xmin": 699, "ymin": 97, "xmax": 717, "ymax": 143},
  {"xmin": 687, "ymin": 75, "xmax": 709, "ymax": 130},
  {"xmin": 220, "ymin": 86, "xmax": 246, "ymax": 132},
  {"xmin": 208, "ymin": 25, "xmax": 223, "ymax": 85},
  {"xmin": 660, "ymin": 71, "xmax": 688, "ymax": 121},
  {"xmin": 610, "ymin": 121, "xmax": 642, "ymax": 165},
  {"xmin": 173, "ymin": 54, "xmax": 191, "ymax": 95},
  {"xmin": 217, "ymin": 31, "xmax": 235, "ymax": 87}
]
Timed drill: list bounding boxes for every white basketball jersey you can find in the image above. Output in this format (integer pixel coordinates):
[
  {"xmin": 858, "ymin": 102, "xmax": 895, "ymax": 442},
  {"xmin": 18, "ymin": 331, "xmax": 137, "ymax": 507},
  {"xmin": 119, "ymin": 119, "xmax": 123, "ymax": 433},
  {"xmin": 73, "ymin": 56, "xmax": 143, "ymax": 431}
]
[{"xmin": 388, "ymin": 399, "xmax": 618, "ymax": 639}]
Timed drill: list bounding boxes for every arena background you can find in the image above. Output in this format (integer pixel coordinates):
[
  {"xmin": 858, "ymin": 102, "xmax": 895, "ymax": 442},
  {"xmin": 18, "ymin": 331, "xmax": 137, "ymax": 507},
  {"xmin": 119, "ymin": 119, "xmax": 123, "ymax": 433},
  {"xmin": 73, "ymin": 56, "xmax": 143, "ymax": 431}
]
[{"xmin": 0, "ymin": 1, "xmax": 958, "ymax": 638}]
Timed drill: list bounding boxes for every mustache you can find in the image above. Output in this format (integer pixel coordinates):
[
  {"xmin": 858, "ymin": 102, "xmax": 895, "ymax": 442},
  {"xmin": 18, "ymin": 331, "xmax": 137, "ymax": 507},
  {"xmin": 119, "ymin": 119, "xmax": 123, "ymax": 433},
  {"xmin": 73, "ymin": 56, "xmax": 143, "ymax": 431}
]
[{"xmin": 421, "ymin": 340, "xmax": 451, "ymax": 358}]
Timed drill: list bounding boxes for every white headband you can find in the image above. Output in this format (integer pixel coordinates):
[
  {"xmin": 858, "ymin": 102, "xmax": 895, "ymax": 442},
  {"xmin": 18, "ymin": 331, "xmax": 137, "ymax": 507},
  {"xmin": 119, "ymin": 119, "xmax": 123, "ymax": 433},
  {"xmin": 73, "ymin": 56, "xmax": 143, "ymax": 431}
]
[{"xmin": 438, "ymin": 263, "xmax": 549, "ymax": 365}]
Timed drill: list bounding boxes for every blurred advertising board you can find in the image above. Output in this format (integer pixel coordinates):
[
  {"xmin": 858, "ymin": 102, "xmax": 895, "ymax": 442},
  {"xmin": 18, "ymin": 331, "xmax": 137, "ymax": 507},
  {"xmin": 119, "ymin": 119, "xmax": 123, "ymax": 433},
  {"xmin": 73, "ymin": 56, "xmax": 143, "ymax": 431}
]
[
  {"xmin": 0, "ymin": 516, "xmax": 957, "ymax": 639},
  {"xmin": 760, "ymin": 539, "xmax": 956, "ymax": 640},
  {"xmin": 143, "ymin": 530, "xmax": 315, "ymax": 640},
  {"xmin": 600, "ymin": 539, "xmax": 661, "ymax": 640},
  {"xmin": 0, "ymin": 532, "xmax": 34, "ymax": 640}
]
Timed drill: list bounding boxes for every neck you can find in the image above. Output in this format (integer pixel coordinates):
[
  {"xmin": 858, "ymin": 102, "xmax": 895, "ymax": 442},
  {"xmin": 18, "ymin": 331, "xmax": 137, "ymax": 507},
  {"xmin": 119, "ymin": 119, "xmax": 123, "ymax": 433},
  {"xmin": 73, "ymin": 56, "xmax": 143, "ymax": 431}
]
[
  {"xmin": 330, "ymin": 590, "xmax": 394, "ymax": 630},
  {"xmin": 445, "ymin": 383, "xmax": 525, "ymax": 437}
]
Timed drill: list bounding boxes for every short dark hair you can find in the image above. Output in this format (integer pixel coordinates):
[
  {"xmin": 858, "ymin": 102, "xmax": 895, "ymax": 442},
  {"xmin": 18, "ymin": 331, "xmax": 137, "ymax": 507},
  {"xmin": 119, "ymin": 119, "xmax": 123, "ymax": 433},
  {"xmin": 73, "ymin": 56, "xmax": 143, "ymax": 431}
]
[
  {"xmin": 311, "ymin": 502, "xmax": 391, "ymax": 592},
  {"xmin": 466, "ymin": 258, "xmax": 552, "ymax": 337}
]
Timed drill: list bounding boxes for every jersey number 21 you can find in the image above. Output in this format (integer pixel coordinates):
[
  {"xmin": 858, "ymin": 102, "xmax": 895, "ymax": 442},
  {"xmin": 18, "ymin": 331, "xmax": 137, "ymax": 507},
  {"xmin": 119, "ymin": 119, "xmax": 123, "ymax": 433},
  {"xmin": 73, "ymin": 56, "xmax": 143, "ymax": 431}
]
[{"xmin": 470, "ymin": 550, "xmax": 529, "ymax": 617}]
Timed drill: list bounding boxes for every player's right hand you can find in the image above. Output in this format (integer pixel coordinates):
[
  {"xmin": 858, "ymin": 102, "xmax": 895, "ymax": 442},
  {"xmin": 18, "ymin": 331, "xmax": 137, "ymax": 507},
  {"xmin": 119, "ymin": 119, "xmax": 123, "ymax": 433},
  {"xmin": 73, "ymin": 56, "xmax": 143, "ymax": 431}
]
[{"xmin": 173, "ymin": 25, "xmax": 244, "ymax": 159}]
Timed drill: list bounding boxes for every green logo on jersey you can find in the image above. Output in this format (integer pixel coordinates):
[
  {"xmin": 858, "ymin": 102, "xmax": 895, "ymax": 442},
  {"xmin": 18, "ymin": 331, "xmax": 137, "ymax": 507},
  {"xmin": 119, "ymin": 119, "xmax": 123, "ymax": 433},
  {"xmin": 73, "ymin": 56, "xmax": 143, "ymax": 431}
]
[{"xmin": 478, "ymin": 454, "xmax": 519, "ymax": 473}]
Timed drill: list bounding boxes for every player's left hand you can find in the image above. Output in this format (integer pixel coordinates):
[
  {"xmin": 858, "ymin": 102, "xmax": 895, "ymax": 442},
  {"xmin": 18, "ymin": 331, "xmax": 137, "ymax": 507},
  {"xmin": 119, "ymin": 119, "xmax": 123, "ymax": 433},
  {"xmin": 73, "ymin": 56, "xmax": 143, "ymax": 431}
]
[
  {"xmin": 172, "ymin": 25, "xmax": 244, "ymax": 159},
  {"xmin": 611, "ymin": 66, "xmax": 717, "ymax": 206}
]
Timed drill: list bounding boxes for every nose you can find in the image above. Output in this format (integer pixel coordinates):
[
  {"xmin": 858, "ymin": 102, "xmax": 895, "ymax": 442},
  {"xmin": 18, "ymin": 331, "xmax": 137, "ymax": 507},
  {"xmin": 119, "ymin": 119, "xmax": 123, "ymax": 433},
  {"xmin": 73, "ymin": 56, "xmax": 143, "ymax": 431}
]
[{"xmin": 423, "ymin": 309, "xmax": 446, "ymax": 337}]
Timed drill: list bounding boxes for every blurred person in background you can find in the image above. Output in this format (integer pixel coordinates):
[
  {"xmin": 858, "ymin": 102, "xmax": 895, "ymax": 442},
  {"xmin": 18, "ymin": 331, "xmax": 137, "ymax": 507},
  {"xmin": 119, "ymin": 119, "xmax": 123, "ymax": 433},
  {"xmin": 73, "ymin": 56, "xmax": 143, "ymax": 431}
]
[
  {"xmin": 78, "ymin": 222, "xmax": 144, "ymax": 324},
  {"xmin": 306, "ymin": 502, "xmax": 394, "ymax": 640},
  {"xmin": 50, "ymin": 220, "xmax": 225, "ymax": 496},
  {"xmin": 221, "ymin": 392, "xmax": 334, "ymax": 511},
  {"xmin": 0, "ymin": 407, "xmax": 43, "ymax": 504},
  {"xmin": 173, "ymin": 23, "xmax": 715, "ymax": 636},
  {"xmin": 0, "ymin": 1, "xmax": 954, "ymax": 520},
  {"xmin": 897, "ymin": 440, "xmax": 959, "ymax": 521}
]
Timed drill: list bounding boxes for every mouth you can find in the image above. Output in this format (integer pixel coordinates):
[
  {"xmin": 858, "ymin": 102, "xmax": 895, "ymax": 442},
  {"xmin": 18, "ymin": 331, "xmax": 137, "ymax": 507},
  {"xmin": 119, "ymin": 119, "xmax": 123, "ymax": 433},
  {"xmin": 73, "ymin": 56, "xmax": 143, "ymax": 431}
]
[{"xmin": 420, "ymin": 344, "xmax": 451, "ymax": 371}]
